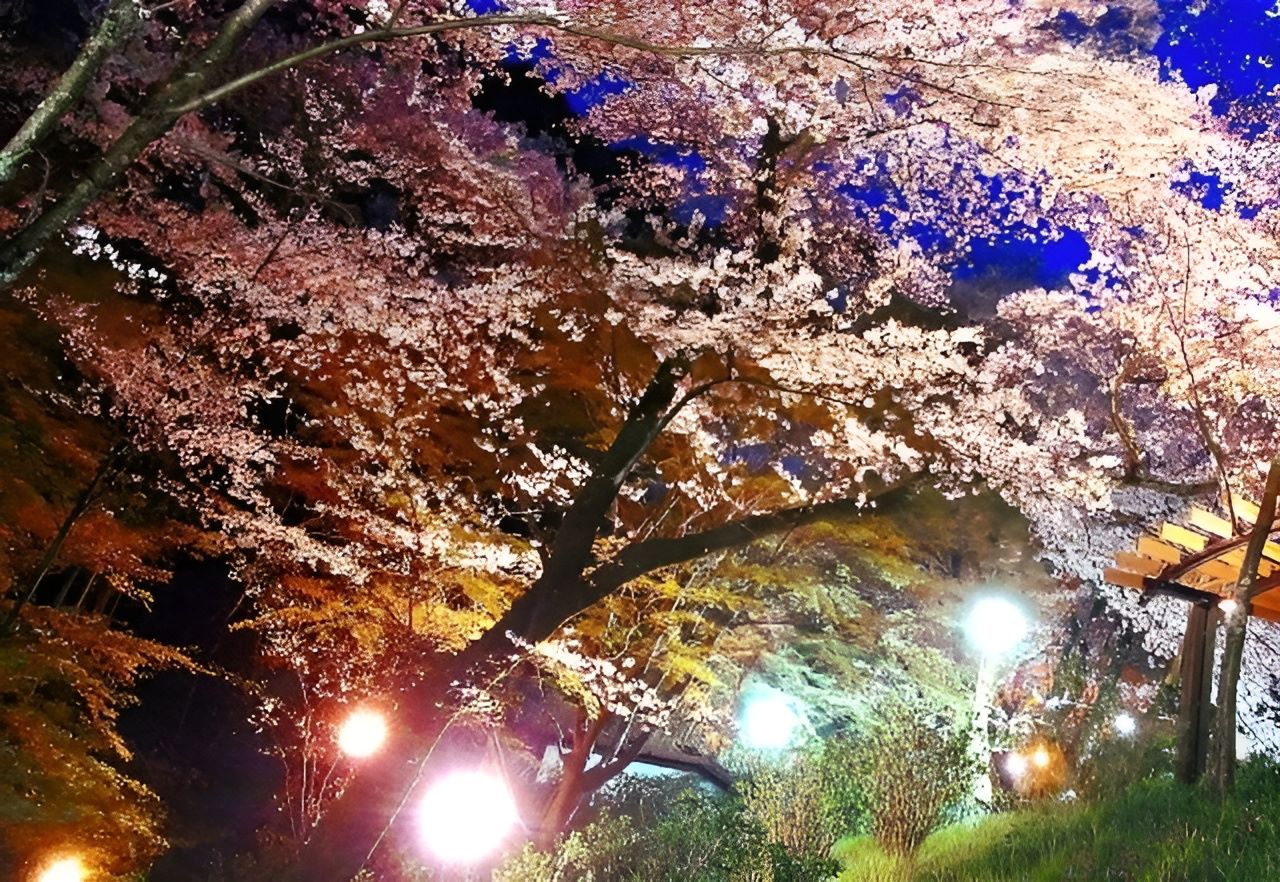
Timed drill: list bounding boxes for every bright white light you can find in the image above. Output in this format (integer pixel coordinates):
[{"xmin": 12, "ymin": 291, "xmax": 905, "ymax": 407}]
[
  {"xmin": 1220, "ymin": 598, "xmax": 1239, "ymax": 615},
  {"xmin": 419, "ymin": 770, "xmax": 519, "ymax": 864},
  {"xmin": 1031, "ymin": 746, "xmax": 1051, "ymax": 769},
  {"xmin": 740, "ymin": 693, "xmax": 802, "ymax": 750},
  {"xmin": 1114, "ymin": 712, "xmax": 1137, "ymax": 737},
  {"xmin": 36, "ymin": 857, "xmax": 87, "ymax": 882},
  {"xmin": 964, "ymin": 596, "xmax": 1029, "ymax": 657},
  {"xmin": 336, "ymin": 709, "xmax": 387, "ymax": 758},
  {"xmin": 1004, "ymin": 752, "xmax": 1028, "ymax": 777}
]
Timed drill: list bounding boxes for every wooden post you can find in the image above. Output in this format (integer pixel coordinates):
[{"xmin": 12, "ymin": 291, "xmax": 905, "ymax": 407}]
[{"xmin": 1175, "ymin": 602, "xmax": 1219, "ymax": 783}]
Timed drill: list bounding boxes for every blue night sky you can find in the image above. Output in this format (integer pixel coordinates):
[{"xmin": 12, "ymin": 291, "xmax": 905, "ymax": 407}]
[{"xmin": 482, "ymin": 2, "xmax": 1279, "ymax": 300}]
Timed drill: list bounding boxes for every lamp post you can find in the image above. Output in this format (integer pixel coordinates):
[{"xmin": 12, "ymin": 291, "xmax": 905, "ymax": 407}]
[
  {"xmin": 419, "ymin": 769, "xmax": 520, "ymax": 872},
  {"xmin": 35, "ymin": 856, "xmax": 87, "ymax": 882},
  {"xmin": 963, "ymin": 595, "xmax": 1029, "ymax": 804},
  {"xmin": 336, "ymin": 708, "xmax": 388, "ymax": 758},
  {"xmin": 739, "ymin": 689, "xmax": 803, "ymax": 751}
]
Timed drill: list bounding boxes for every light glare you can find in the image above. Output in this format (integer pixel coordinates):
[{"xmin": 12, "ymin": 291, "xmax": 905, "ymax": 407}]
[
  {"xmin": 419, "ymin": 770, "xmax": 518, "ymax": 864},
  {"xmin": 1220, "ymin": 598, "xmax": 1239, "ymax": 615},
  {"xmin": 740, "ymin": 693, "xmax": 801, "ymax": 750},
  {"xmin": 1032, "ymin": 746, "xmax": 1051, "ymax": 769},
  {"xmin": 1005, "ymin": 752, "xmax": 1028, "ymax": 777},
  {"xmin": 964, "ymin": 596, "xmax": 1029, "ymax": 657},
  {"xmin": 337, "ymin": 709, "xmax": 387, "ymax": 758},
  {"xmin": 1114, "ymin": 712, "xmax": 1137, "ymax": 736},
  {"xmin": 36, "ymin": 857, "xmax": 86, "ymax": 882}
]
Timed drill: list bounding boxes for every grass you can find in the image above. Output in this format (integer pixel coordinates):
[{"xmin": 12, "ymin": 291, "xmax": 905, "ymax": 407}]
[{"xmin": 835, "ymin": 758, "xmax": 1280, "ymax": 881}]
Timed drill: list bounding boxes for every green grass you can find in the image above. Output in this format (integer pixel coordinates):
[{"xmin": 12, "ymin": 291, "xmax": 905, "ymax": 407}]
[{"xmin": 835, "ymin": 759, "xmax": 1280, "ymax": 881}]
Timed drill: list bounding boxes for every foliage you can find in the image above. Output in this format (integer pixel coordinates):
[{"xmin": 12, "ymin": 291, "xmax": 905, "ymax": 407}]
[
  {"xmin": 498, "ymin": 771, "xmax": 845, "ymax": 882},
  {"xmin": 737, "ymin": 742, "xmax": 863, "ymax": 865},
  {"xmin": 838, "ymin": 757, "xmax": 1280, "ymax": 882},
  {"xmin": 853, "ymin": 701, "xmax": 975, "ymax": 857},
  {"xmin": 0, "ymin": 607, "xmax": 193, "ymax": 879}
]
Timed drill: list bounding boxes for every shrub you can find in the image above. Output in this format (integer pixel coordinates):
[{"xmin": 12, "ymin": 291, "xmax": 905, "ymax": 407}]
[{"xmin": 858, "ymin": 701, "xmax": 973, "ymax": 856}]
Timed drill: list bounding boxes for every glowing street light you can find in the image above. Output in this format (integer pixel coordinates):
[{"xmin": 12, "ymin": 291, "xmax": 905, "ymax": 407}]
[
  {"xmin": 964, "ymin": 596, "xmax": 1029, "ymax": 658},
  {"xmin": 419, "ymin": 770, "xmax": 519, "ymax": 864},
  {"xmin": 1114, "ymin": 712, "xmax": 1137, "ymax": 737},
  {"xmin": 336, "ymin": 708, "xmax": 387, "ymax": 758},
  {"xmin": 36, "ymin": 857, "xmax": 87, "ymax": 882},
  {"xmin": 1004, "ymin": 751, "xmax": 1028, "ymax": 777},
  {"xmin": 739, "ymin": 691, "xmax": 802, "ymax": 750},
  {"xmin": 964, "ymin": 594, "xmax": 1030, "ymax": 803}
]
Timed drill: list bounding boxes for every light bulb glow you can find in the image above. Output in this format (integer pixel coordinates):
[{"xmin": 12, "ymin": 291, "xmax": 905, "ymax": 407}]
[
  {"xmin": 740, "ymin": 693, "xmax": 802, "ymax": 750},
  {"xmin": 36, "ymin": 857, "xmax": 86, "ymax": 882},
  {"xmin": 336, "ymin": 709, "xmax": 387, "ymax": 758},
  {"xmin": 419, "ymin": 770, "xmax": 519, "ymax": 864},
  {"xmin": 964, "ymin": 596, "xmax": 1029, "ymax": 657},
  {"xmin": 1114, "ymin": 712, "xmax": 1137, "ymax": 736},
  {"xmin": 1005, "ymin": 752, "xmax": 1028, "ymax": 777},
  {"xmin": 1031, "ymin": 746, "xmax": 1051, "ymax": 769}
]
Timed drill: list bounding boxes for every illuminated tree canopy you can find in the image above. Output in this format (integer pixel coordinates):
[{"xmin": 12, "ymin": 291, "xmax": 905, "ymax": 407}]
[{"xmin": 2, "ymin": 0, "xmax": 1280, "ymax": 879}]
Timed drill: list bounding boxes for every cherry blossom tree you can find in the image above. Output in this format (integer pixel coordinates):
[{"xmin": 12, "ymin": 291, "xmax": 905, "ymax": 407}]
[{"xmin": 4, "ymin": 0, "xmax": 1280, "ymax": 875}]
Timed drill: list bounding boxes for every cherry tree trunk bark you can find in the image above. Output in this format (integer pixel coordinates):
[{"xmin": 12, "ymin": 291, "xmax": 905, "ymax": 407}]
[
  {"xmin": 1208, "ymin": 456, "xmax": 1280, "ymax": 795},
  {"xmin": 534, "ymin": 712, "xmax": 609, "ymax": 850}
]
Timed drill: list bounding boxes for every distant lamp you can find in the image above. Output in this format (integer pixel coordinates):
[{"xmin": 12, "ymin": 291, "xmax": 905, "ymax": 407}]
[
  {"xmin": 337, "ymin": 708, "xmax": 388, "ymax": 758},
  {"xmin": 36, "ymin": 857, "xmax": 87, "ymax": 882},
  {"xmin": 1004, "ymin": 752, "xmax": 1028, "ymax": 777},
  {"xmin": 740, "ymin": 692, "xmax": 802, "ymax": 750},
  {"xmin": 964, "ymin": 596, "xmax": 1029, "ymax": 658},
  {"xmin": 1031, "ymin": 746, "xmax": 1051, "ymax": 769},
  {"xmin": 420, "ymin": 770, "xmax": 519, "ymax": 864},
  {"xmin": 1114, "ymin": 712, "xmax": 1137, "ymax": 737}
]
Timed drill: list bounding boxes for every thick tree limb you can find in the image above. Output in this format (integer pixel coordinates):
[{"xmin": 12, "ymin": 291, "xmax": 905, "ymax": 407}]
[
  {"xmin": 0, "ymin": 0, "xmax": 140, "ymax": 184},
  {"xmin": 589, "ymin": 475, "xmax": 921, "ymax": 597},
  {"xmin": 0, "ymin": 0, "xmax": 279, "ymax": 286}
]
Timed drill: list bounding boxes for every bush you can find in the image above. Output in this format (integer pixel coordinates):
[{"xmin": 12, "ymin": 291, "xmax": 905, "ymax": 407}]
[{"xmin": 858, "ymin": 702, "xmax": 974, "ymax": 856}]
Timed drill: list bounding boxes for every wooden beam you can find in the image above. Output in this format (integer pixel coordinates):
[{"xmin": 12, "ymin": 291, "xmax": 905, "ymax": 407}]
[
  {"xmin": 1138, "ymin": 536, "xmax": 1183, "ymax": 565},
  {"xmin": 1195, "ymin": 558, "xmax": 1243, "ymax": 583},
  {"xmin": 1104, "ymin": 568, "xmax": 1147, "ymax": 591},
  {"xmin": 1230, "ymin": 494, "xmax": 1260, "ymax": 525},
  {"xmin": 1162, "ymin": 522, "xmax": 1209, "ymax": 552},
  {"xmin": 1188, "ymin": 507, "xmax": 1233, "ymax": 539},
  {"xmin": 1116, "ymin": 551, "xmax": 1163, "ymax": 576},
  {"xmin": 1176, "ymin": 603, "xmax": 1216, "ymax": 784}
]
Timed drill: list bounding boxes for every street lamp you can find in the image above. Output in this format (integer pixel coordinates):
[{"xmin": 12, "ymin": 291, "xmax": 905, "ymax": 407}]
[
  {"xmin": 35, "ymin": 857, "xmax": 87, "ymax": 882},
  {"xmin": 739, "ymin": 690, "xmax": 802, "ymax": 750},
  {"xmin": 964, "ymin": 594, "xmax": 1030, "ymax": 803},
  {"xmin": 964, "ymin": 596, "xmax": 1029, "ymax": 656},
  {"xmin": 336, "ymin": 708, "xmax": 388, "ymax": 758},
  {"xmin": 1114, "ymin": 712, "xmax": 1137, "ymax": 737},
  {"xmin": 419, "ymin": 770, "xmax": 519, "ymax": 864}
]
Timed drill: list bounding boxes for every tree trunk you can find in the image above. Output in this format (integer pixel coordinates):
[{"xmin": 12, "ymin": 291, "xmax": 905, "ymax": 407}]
[
  {"xmin": 534, "ymin": 712, "xmax": 609, "ymax": 849},
  {"xmin": 1208, "ymin": 456, "xmax": 1280, "ymax": 795},
  {"xmin": 1, "ymin": 445, "xmax": 120, "ymax": 634},
  {"xmin": 1174, "ymin": 601, "xmax": 1218, "ymax": 784},
  {"xmin": 0, "ymin": 0, "xmax": 140, "ymax": 184}
]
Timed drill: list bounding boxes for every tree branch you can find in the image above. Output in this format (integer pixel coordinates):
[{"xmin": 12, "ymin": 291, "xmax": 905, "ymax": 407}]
[
  {"xmin": 0, "ymin": 0, "xmax": 140, "ymax": 184},
  {"xmin": 588, "ymin": 474, "xmax": 921, "ymax": 597}
]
